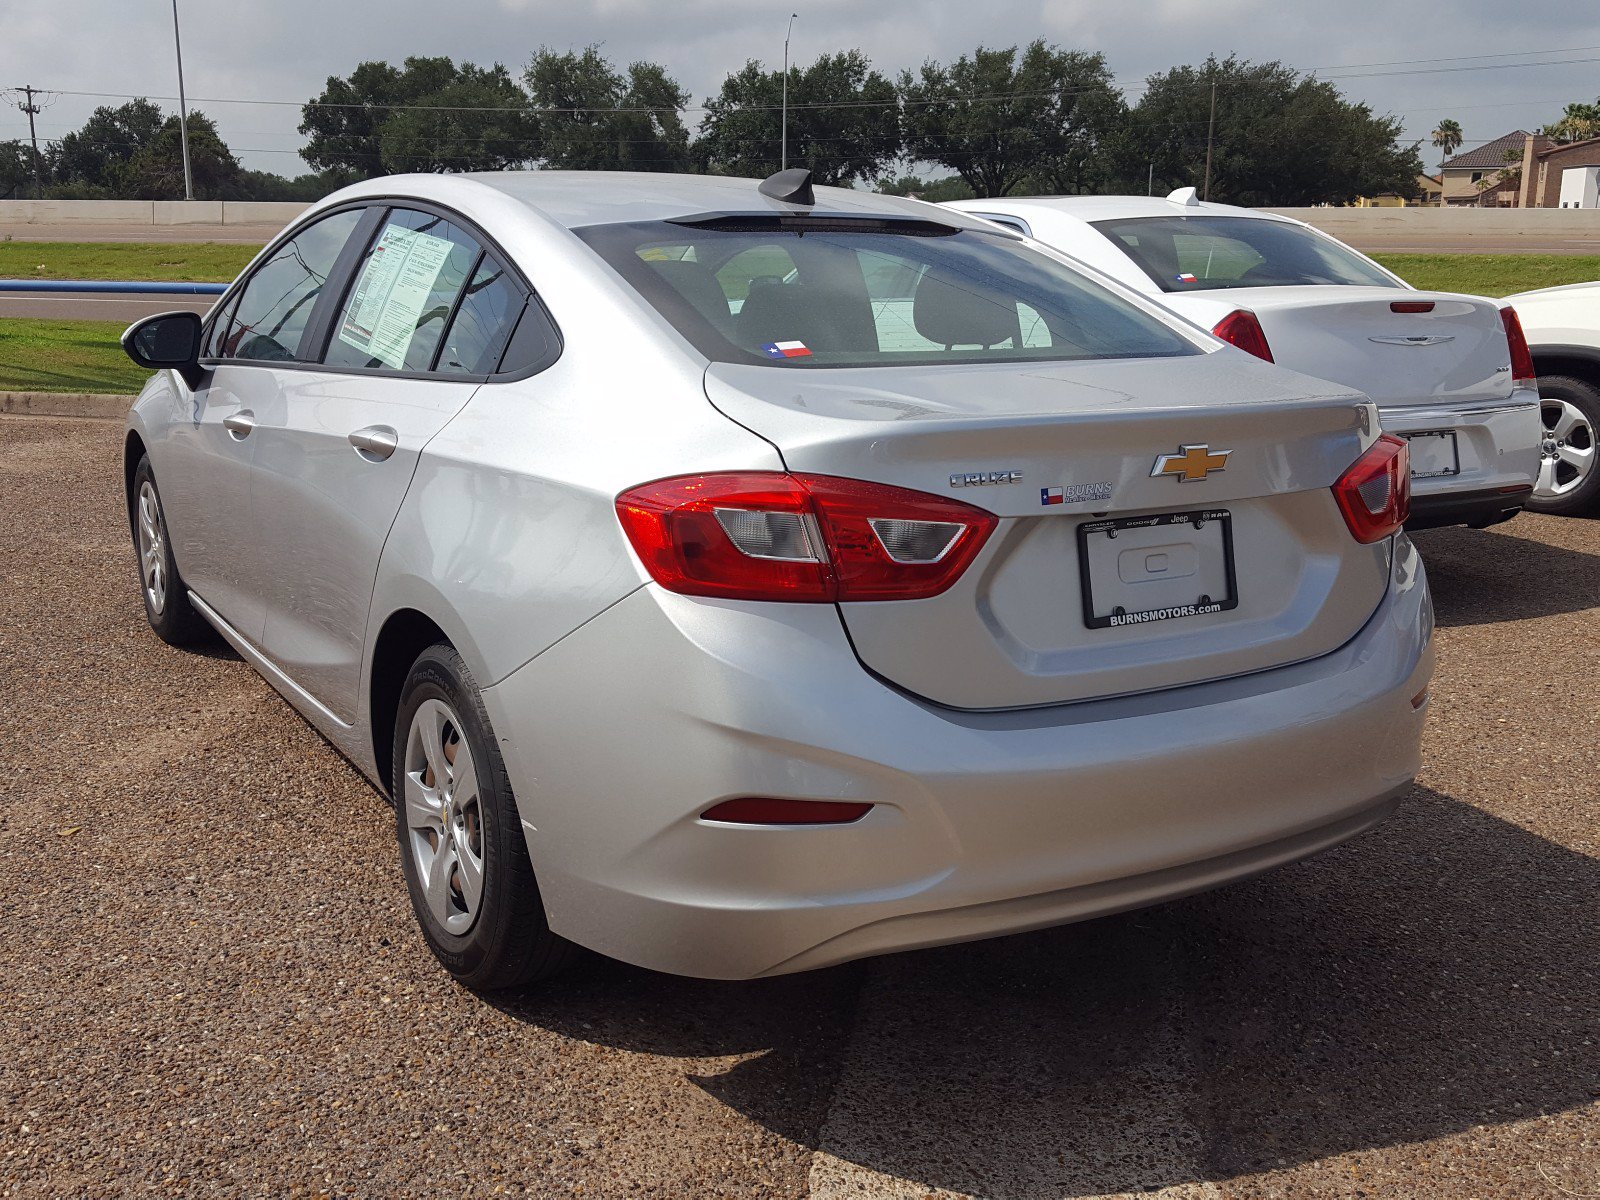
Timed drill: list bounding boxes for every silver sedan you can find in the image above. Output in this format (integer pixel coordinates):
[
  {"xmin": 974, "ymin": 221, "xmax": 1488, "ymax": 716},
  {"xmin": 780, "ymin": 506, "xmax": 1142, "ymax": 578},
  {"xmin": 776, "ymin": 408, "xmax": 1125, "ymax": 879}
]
[{"xmin": 120, "ymin": 170, "xmax": 1434, "ymax": 986}]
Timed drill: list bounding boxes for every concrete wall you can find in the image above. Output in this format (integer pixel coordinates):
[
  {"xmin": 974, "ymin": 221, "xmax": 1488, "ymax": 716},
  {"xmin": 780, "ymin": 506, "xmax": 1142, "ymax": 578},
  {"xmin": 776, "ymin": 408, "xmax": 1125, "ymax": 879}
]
[
  {"xmin": 0, "ymin": 200, "xmax": 308, "ymax": 226},
  {"xmin": 1265, "ymin": 206, "xmax": 1600, "ymax": 241}
]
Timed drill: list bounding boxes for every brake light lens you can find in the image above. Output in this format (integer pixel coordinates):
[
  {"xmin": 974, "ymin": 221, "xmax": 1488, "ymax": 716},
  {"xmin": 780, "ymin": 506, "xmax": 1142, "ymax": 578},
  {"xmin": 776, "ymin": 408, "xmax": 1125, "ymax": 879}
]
[
  {"xmin": 1212, "ymin": 309, "xmax": 1274, "ymax": 362},
  {"xmin": 1333, "ymin": 434, "xmax": 1411, "ymax": 543},
  {"xmin": 1500, "ymin": 305, "xmax": 1537, "ymax": 391},
  {"xmin": 701, "ymin": 797, "xmax": 874, "ymax": 825},
  {"xmin": 1390, "ymin": 300, "xmax": 1436, "ymax": 314},
  {"xmin": 615, "ymin": 472, "xmax": 998, "ymax": 602}
]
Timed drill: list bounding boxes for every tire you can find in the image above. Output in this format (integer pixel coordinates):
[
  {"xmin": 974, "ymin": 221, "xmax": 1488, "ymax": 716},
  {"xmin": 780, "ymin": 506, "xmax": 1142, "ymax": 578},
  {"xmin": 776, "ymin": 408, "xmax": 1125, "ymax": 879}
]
[
  {"xmin": 1527, "ymin": 375, "xmax": 1600, "ymax": 517},
  {"xmin": 130, "ymin": 455, "xmax": 211, "ymax": 646},
  {"xmin": 392, "ymin": 643, "xmax": 574, "ymax": 990}
]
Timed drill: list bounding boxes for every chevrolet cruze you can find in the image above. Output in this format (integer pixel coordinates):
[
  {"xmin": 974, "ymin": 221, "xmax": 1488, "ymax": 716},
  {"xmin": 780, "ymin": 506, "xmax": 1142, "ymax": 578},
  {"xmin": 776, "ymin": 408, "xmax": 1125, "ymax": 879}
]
[{"xmin": 120, "ymin": 170, "xmax": 1434, "ymax": 988}]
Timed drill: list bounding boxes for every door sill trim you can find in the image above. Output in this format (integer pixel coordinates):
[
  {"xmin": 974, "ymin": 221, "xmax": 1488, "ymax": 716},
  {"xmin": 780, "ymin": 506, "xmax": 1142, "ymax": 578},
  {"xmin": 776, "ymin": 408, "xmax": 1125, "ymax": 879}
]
[{"xmin": 188, "ymin": 590, "xmax": 353, "ymax": 732}]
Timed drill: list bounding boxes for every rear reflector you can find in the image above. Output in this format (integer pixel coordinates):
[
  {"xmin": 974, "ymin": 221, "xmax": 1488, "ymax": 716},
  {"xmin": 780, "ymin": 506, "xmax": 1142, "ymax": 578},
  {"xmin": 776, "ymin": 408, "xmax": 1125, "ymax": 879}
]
[
  {"xmin": 701, "ymin": 798, "xmax": 874, "ymax": 825},
  {"xmin": 1390, "ymin": 301, "xmax": 1436, "ymax": 314},
  {"xmin": 1212, "ymin": 309, "xmax": 1274, "ymax": 362},
  {"xmin": 1333, "ymin": 434, "xmax": 1411, "ymax": 543},
  {"xmin": 1499, "ymin": 305, "xmax": 1538, "ymax": 391},
  {"xmin": 616, "ymin": 472, "xmax": 997, "ymax": 602}
]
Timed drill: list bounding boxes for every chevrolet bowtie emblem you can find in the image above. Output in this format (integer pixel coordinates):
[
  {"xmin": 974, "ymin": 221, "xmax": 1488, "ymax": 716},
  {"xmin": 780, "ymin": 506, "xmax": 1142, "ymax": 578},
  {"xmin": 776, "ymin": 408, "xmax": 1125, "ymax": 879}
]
[{"xmin": 1152, "ymin": 444, "xmax": 1231, "ymax": 482}]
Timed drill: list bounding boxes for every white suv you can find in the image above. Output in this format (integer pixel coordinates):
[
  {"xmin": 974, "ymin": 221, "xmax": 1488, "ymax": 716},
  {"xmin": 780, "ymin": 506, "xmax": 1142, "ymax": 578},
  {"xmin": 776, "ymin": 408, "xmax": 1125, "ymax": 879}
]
[
  {"xmin": 947, "ymin": 190, "xmax": 1542, "ymax": 531},
  {"xmin": 1500, "ymin": 281, "xmax": 1600, "ymax": 515}
]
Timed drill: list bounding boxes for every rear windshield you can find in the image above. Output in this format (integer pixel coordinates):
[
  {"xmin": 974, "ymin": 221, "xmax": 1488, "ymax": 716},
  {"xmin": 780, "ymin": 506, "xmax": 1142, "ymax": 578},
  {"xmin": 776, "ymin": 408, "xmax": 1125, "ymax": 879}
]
[
  {"xmin": 574, "ymin": 218, "xmax": 1198, "ymax": 368},
  {"xmin": 1094, "ymin": 215, "xmax": 1400, "ymax": 293}
]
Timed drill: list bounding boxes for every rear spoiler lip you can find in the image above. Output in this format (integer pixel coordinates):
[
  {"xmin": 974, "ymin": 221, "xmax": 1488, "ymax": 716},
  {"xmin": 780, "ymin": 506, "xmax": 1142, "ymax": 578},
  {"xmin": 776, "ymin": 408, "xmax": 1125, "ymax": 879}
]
[{"xmin": 662, "ymin": 209, "xmax": 1006, "ymax": 237}]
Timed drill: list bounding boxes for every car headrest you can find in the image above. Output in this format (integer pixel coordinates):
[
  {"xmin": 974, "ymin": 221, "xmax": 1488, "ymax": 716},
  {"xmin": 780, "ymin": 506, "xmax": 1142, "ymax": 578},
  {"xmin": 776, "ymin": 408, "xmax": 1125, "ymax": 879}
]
[
  {"xmin": 912, "ymin": 272, "xmax": 1021, "ymax": 349},
  {"xmin": 736, "ymin": 279, "xmax": 830, "ymax": 350},
  {"xmin": 648, "ymin": 259, "xmax": 731, "ymax": 327}
]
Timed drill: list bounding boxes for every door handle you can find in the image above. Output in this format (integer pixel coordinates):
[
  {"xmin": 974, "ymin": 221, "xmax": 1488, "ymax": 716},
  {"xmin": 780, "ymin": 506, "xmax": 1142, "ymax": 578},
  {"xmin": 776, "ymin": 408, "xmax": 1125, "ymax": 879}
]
[
  {"xmin": 222, "ymin": 410, "xmax": 255, "ymax": 439},
  {"xmin": 348, "ymin": 425, "xmax": 399, "ymax": 462}
]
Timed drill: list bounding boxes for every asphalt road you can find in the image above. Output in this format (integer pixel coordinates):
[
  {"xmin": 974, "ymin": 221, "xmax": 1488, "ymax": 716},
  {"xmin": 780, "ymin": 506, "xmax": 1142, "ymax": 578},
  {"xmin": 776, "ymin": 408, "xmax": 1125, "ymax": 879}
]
[
  {"xmin": 0, "ymin": 291, "xmax": 217, "ymax": 323},
  {"xmin": 3, "ymin": 414, "xmax": 1596, "ymax": 1198},
  {"xmin": 0, "ymin": 222, "xmax": 284, "ymax": 244}
]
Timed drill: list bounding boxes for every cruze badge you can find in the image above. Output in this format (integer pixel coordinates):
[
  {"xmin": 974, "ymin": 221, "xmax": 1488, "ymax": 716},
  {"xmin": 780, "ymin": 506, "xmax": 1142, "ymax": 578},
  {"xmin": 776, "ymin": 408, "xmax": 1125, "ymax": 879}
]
[
  {"xmin": 950, "ymin": 470, "xmax": 1023, "ymax": 488},
  {"xmin": 1152, "ymin": 444, "xmax": 1231, "ymax": 482}
]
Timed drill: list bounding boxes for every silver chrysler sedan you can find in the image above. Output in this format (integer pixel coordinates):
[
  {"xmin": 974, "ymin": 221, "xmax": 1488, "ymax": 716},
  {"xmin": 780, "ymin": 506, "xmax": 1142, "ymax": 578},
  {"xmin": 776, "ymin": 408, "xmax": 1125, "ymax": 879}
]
[{"xmin": 120, "ymin": 170, "xmax": 1434, "ymax": 988}]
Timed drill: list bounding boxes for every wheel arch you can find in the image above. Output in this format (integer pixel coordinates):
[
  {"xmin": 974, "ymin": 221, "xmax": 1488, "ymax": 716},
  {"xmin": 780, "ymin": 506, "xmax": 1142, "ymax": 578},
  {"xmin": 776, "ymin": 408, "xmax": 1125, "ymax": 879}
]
[
  {"xmin": 123, "ymin": 429, "xmax": 148, "ymax": 527},
  {"xmin": 1530, "ymin": 344, "xmax": 1600, "ymax": 391},
  {"xmin": 368, "ymin": 608, "xmax": 453, "ymax": 798}
]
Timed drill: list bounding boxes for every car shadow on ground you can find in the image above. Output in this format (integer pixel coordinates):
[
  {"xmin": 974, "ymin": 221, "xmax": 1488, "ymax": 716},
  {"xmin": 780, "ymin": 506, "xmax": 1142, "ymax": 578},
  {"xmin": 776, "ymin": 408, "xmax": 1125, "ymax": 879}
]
[
  {"xmin": 1415, "ymin": 522, "xmax": 1600, "ymax": 627},
  {"xmin": 495, "ymin": 787, "xmax": 1597, "ymax": 1196}
]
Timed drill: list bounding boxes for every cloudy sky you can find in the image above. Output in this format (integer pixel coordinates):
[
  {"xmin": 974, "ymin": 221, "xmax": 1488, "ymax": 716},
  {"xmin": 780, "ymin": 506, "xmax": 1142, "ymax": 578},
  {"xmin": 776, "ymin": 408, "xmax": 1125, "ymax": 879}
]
[{"xmin": 4, "ymin": 0, "xmax": 1599, "ymax": 177}]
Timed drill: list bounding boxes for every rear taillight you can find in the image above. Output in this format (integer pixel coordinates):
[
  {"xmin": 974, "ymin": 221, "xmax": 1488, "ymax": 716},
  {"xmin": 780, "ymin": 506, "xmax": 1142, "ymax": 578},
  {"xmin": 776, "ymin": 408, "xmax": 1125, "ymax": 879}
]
[
  {"xmin": 1333, "ymin": 434, "xmax": 1411, "ymax": 543},
  {"xmin": 1499, "ymin": 306, "xmax": 1537, "ymax": 391},
  {"xmin": 615, "ymin": 472, "xmax": 998, "ymax": 602},
  {"xmin": 1212, "ymin": 309, "xmax": 1274, "ymax": 362}
]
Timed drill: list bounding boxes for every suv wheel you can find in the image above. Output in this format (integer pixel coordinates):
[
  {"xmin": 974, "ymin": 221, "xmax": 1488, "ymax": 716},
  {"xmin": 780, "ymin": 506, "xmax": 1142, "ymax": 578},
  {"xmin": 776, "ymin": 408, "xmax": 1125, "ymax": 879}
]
[
  {"xmin": 393, "ymin": 643, "xmax": 574, "ymax": 989},
  {"xmin": 1528, "ymin": 376, "xmax": 1600, "ymax": 516}
]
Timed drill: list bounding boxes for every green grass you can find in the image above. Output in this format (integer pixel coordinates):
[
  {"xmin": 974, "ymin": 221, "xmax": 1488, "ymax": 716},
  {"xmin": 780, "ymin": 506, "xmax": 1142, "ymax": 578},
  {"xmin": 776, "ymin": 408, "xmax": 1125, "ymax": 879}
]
[
  {"xmin": 0, "ymin": 241, "xmax": 260, "ymax": 283},
  {"xmin": 0, "ymin": 319, "xmax": 152, "ymax": 394},
  {"xmin": 1371, "ymin": 253, "xmax": 1600, "ymax": 298}
]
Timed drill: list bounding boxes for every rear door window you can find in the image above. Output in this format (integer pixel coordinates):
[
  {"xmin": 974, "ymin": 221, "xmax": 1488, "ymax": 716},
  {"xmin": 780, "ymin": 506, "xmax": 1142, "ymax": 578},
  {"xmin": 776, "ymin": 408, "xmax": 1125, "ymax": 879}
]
[
  {"xmin": 323, "ymin": 209, "xmax": 482, "ymax": 373},
  {"xmin": 435, "ymin": 258, "xmax": 524, "ymax": 376},
  {"xmin": 213, "ymin": 208, "xmax": 364, "ymax": 361}
]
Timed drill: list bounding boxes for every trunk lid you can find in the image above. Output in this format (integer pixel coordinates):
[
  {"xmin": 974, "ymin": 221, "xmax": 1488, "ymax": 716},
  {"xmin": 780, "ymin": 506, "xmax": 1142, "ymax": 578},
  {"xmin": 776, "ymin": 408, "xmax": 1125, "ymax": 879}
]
[
  {"xmin": 705, "ymin": 352, "xmax": 1392, "ymax": 709},
  {"xmin": 1162, "ymin": 286, "xmax": 1515, "ymax": 410}
]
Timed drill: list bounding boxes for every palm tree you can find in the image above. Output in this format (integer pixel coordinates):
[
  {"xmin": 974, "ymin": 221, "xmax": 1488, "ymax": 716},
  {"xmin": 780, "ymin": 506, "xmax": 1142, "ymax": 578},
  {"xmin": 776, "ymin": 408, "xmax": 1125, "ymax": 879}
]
[{"xmin": 1431, "ymin": 119, "xmax": 1464, "ymax": 206}]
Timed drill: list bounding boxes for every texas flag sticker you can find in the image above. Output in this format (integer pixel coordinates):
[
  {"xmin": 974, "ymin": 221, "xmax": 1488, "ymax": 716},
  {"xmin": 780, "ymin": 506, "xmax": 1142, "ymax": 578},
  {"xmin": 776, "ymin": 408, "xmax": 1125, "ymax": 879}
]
[
  {"xmin": 762, "ymin": 340, "xmax": 813, "ymax": 359},
  {"xmin": 1041, "ymin": 486, "xmax": 1065, "ymax": 505},
  {"xmin": 1175, "ymin": 272, "xmax": 1198, "ymax": 283}
]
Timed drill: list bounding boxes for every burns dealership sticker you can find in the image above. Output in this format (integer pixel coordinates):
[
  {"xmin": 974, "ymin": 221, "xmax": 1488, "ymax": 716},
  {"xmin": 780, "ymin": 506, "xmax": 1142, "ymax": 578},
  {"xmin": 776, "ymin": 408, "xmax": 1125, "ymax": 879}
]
[{"xmin": 1042, "ymin": 481, "xmax": 1114, "ymax": 506}]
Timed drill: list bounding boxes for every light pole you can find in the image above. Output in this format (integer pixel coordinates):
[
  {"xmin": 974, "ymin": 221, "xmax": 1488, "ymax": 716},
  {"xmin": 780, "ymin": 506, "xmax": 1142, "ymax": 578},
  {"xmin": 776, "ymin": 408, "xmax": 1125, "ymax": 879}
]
[
  {"xmin": 781, "ymin": 12, "xmax": 797, "ymax": 171},
  {"xmin": 171, "ymin": 0, "xmax": 194, "ymax": 201}
]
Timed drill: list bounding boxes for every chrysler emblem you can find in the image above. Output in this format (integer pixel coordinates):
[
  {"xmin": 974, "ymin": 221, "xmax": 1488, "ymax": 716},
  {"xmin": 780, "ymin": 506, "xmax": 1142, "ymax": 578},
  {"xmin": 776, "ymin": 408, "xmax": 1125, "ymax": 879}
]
[
  {"xmin": 1368, "ymin": 335, "xmax": 1456, "ymax": 347},
  {"xmin": 1152, "ymin": 444, "xmax": 1231, "ymax": 483}
]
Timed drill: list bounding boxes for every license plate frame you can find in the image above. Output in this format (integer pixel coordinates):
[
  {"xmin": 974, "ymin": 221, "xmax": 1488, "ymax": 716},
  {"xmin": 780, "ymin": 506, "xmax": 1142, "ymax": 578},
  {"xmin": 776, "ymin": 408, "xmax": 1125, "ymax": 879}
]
[
  {"xmin": 1401, "ymin": 429, "xmax": 1460, "ymax": 479},
  {"xmin": 1076, "ymin": 509, "xmax": 1239, "ymax": 630}
]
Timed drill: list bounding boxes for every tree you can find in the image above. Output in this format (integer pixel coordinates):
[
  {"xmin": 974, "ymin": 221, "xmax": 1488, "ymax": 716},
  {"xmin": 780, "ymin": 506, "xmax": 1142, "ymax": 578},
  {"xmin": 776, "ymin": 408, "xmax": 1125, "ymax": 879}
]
[
  {"xmin": 874, "ymin": 173, "xmax": 975, "ymax": 201},
  {"xmin": 300, "ymin": 56, "xmax": 537, "ymax": 178},
  {"xmin": 899, "ymin": 42, "xmax": 1124, "ymax": 198},
  {"xmin": 1, "ymin": 140, "xmax": 36, "ymax": 199},
  {"xmin": 1542, "ymin": 98, "xmax": 1600, "ymax": 144},
  {"xmin": 524, "ymin": 47, "xmax": 692, "ymax": 171},
  {"xmin": 1430, "ymin": 118, "xmax": 1463, "ymax": 206},
  {"xmin": 695, "ymin": 51, "xmax": 900, "ymax": 185},
  {"xmin": 1112, "ymin": 56, "xmax": 1423, "ymax": 206},
  {"xmin": 117, "ymin": 110, "xmax": 242, "ymax": 199},
  {"xmin": 48, "ymin": 98, "xmax": 165, "ymax": 194}
]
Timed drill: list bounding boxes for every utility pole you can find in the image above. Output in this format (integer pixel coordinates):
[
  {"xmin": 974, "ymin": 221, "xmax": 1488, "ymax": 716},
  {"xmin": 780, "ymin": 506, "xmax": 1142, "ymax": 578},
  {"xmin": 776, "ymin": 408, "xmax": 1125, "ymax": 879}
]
[
  {"xmin": 1203, "ymin": 77, "xmax": 1216, "ymax": 200},
  {"xmin": 15, "ymin": 84, "xmax": 43, "ymax": 198},
  {"xmin": 781, "ymin": 12, "xmax": 797, "ymax": 172},
  {"xmin": 171, "ymin": 0, "xmax": 194, "ymax": 200}
]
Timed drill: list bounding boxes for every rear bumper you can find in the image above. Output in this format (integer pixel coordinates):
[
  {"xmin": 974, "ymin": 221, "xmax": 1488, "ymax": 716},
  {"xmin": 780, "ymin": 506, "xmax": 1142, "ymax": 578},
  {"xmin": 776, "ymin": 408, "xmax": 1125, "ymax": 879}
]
[
  {"xmin": 482, "ymin": 535, "xmax": 1434, "ymax": 980},
  {"xmin": 1379, "ymin": 391, "xmax": 1540, "ymax": 528},
  {"xmin": 1408, "ymin": 483, "xmax": 1532, "ymax": 530}
]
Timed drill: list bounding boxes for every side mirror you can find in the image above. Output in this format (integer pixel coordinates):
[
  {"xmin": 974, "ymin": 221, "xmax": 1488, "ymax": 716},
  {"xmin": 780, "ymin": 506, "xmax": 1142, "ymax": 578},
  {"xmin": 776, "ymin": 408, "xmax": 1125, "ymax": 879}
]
[{"xmin": 122, "ymin": 311, "xmax": 206, "ymax": 389}]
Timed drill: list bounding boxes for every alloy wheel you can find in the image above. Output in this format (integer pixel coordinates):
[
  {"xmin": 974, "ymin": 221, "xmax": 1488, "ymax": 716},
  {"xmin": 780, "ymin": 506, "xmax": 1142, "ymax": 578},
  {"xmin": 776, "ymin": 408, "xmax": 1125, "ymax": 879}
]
[
  {"xmin": 403, "ymin": 699, "xmax": 485, "ymax": 936},
  {"xmin": 136, "ymin": 480, "xmax": 168, "ymax": 616},
  {"xmin": 1535, "ymin": 397, "xmax": 1596, "ymax": 500}
]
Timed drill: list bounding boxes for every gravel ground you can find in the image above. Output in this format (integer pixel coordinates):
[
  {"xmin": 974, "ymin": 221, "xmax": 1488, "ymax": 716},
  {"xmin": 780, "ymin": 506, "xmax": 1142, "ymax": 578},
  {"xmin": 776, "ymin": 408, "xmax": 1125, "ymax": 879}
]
[{"xmin": 2, "ymin": 415, "xmax": 1596, "ymax": 1199}]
